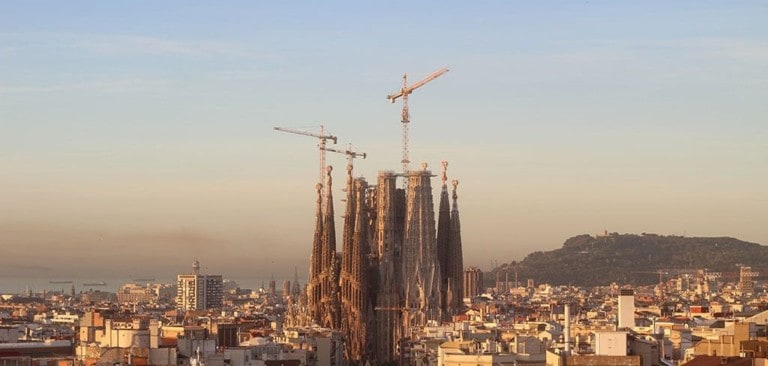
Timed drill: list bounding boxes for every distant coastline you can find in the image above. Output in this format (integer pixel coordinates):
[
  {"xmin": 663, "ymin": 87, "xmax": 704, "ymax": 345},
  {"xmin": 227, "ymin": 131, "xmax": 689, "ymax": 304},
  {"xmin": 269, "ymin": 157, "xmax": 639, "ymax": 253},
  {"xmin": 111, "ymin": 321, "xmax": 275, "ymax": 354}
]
[{"xmin": 0, "ymin": 276, "xmax": 306, "ymax": 295}]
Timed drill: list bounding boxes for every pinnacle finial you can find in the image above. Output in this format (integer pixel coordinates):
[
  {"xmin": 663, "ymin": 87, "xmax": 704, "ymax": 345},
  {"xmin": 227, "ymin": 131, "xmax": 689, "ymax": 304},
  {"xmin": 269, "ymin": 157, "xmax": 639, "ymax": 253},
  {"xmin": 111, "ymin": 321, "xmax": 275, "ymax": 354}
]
[
  {"xmin": 316, "ymin": 183, "xmax": 323, "ymax": 193},
  {"xmin": 441, "ymin": 160, "xmax": 448, "ymax": 184},
  {"xmin": 421, "ymin": 162, "xmax": 428, "ymax": 171},
  {"xmin": 451, "ymin": 179, "xmax": 459, "ymax": 199}
]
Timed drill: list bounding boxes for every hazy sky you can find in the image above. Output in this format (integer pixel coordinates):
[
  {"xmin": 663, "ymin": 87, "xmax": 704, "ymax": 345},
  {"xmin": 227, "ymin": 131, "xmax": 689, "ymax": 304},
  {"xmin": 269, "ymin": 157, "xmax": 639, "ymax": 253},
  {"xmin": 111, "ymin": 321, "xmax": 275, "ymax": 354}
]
[{"xmin": 1, "ymin": 1, "xmax": 767, "ymax": 284}]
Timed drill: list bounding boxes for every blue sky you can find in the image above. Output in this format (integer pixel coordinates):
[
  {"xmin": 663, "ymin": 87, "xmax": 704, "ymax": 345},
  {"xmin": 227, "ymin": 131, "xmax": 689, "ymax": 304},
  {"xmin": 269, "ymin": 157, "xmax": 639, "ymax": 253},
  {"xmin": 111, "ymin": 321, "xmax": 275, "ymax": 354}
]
[{"xmin": 1, "ymin": 1, "xmax": 767, "ymax": 283}]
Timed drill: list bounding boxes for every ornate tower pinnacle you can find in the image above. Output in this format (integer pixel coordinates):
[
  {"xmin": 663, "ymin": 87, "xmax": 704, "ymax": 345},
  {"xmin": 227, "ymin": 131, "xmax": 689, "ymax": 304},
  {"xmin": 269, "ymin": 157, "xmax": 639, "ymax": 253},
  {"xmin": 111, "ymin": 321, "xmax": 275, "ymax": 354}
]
[
  {"xmin": 452, "ymin": 179, "xmax": 459, "ymax": 202},
  {"xmin": 441, "ymin": 160, "xmax": 448, "ymax": 184}
]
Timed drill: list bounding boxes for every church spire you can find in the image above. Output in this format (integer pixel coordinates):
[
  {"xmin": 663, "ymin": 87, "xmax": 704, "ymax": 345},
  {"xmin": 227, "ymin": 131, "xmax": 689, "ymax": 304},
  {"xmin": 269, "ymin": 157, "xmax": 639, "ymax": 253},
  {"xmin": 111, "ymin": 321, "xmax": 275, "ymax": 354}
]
[
  {"xmin": 308, "ymin": 182, "xmax": 324, "ymax": 323},
  {"xmin": 320, "ymin": 165, "xmax": 340, "ymax": 329},
  {"xmin": 323, "ymin": 166, "xmax": 337, "ymax": 270},
  {"xmin": 449, "ymin": 179, "xmax": 464, "ymax": 311},
  {"xmin": 341, "ymin": 177, "xmax": 371, "ymax": 363},
  {"xmin": 436, "ymin": 161, "xmax": 452, "ymax": 319},
  {"xmin": 341, "ymin": 162, "xmax": 356, "ymax": 285}
]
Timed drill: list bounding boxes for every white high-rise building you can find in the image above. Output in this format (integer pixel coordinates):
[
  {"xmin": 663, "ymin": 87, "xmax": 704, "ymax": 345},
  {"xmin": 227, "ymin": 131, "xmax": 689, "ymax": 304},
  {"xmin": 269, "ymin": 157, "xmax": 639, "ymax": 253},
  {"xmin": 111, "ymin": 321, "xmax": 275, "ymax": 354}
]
[
  {"xmin": 617, "ymin": 288, "xmax": 635, "ymax": 329},
  {"xmin": 176, "ymin": 260, "xmax": 223, "ymax": 310}
]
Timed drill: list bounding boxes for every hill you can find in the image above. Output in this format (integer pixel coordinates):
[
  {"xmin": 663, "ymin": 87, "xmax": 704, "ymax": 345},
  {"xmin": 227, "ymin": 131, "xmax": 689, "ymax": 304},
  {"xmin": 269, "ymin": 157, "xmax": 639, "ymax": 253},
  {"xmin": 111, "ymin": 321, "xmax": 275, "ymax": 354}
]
[{"xmin": 490, "ymin": 233, "xmax": 768, "ymax": 287}]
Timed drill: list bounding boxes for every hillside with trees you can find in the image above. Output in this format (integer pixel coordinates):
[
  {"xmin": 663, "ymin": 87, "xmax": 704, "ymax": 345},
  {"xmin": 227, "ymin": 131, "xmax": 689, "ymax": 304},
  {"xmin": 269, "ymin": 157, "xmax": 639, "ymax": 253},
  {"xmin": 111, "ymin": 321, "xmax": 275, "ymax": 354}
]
[{"xmin": 489, "ymin": 233, "xmax": 768, "ymax": 288}]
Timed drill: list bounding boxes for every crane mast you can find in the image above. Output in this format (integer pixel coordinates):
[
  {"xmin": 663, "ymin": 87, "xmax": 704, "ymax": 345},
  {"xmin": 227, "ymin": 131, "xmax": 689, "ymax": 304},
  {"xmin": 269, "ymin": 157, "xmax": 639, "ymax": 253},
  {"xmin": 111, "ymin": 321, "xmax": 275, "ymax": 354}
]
[{"xmin": 387, "ymin": 67, "xmax": 449, "ymax": 176}]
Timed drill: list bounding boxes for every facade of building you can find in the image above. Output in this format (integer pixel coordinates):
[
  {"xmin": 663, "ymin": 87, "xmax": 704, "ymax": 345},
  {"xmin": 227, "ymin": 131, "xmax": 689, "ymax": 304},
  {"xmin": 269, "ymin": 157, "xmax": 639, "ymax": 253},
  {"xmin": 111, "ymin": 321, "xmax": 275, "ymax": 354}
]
[
  {"xmin": 739, "ymin": 266, "xmax": 755, "ymax": 294},
  {"xmin": 304, "ymin": 162, "xmax": 466, "ymax": 364},
  {"xmin": 117, "ymin": 283, "xmax": 175, "ymax": 304}
]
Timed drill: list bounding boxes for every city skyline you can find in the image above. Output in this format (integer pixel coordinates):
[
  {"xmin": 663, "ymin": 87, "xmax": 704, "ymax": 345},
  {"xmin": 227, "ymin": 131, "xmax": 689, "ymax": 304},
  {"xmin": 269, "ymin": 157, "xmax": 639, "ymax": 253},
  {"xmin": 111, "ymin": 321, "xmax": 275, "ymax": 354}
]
[{"xmin": 2, "ymin": 1, "xmax": 767, "ymax": 282}]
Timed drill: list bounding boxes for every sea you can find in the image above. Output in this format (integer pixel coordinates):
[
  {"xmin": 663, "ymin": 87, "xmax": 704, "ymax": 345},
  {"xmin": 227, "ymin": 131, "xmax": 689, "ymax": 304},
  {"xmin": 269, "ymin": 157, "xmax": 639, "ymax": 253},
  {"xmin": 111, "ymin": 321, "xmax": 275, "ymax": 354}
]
[{"xmin": 0, "ymin": 276, "xmax": 304, "ymax": 295}]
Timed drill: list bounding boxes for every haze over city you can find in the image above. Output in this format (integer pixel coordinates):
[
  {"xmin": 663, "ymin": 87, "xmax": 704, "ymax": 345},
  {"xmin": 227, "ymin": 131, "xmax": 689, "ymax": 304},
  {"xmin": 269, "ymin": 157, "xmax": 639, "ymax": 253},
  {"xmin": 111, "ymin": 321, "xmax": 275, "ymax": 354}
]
[{"xmin": 1, "ymin": 1, "xmax": 766, "ymax": 283}]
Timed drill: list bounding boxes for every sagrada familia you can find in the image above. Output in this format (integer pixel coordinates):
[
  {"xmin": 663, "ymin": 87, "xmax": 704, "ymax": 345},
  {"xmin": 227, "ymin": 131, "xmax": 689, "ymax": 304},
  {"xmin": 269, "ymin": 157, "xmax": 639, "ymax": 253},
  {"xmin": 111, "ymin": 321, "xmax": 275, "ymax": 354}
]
[{"xmin": 284, "ymin": 160, "xmax": 465, "ymax": 364}]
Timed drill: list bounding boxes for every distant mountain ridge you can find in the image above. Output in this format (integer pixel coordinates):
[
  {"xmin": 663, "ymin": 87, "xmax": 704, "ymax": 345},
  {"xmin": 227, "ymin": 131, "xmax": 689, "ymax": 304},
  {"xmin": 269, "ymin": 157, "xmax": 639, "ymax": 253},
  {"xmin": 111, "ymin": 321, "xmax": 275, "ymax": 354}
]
[{"xmin": 490, "ymin": 233, "xmax": 768, "ymax": 287}]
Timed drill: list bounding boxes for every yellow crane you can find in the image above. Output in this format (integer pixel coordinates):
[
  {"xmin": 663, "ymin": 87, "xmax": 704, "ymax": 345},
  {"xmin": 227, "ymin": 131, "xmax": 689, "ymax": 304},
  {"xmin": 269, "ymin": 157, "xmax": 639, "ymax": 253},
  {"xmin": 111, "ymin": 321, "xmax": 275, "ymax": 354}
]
[
  {"xmin": 387, "ymin": 67, "xmax": 449, "ymax": 174},
  {"xmin": 273, "ymin": 125, "xmax": 338, "ymax": 188}
]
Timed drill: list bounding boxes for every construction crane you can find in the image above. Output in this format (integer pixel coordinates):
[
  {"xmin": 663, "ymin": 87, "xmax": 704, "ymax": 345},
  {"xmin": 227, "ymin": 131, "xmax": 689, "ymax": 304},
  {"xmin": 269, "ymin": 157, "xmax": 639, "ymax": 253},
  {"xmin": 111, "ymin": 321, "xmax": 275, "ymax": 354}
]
[
  {"xmin": 387, "ymin": 67, "xmax": 449, "ymax": 175},
  {"xmin": 273, "ymin": 125, "xmax": 338, "ymax": 188},
  {"xmin": 321, "ymin": 145, "xmax": 367, "ymax": 171}
]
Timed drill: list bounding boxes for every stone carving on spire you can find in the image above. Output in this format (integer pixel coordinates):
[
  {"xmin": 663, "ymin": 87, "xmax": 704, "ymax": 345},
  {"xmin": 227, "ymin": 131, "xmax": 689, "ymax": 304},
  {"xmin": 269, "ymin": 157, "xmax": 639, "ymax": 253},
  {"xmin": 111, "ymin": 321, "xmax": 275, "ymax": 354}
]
[{"xmin": 441, "ymin": 160, "xmax": 448, "ymax": 184}]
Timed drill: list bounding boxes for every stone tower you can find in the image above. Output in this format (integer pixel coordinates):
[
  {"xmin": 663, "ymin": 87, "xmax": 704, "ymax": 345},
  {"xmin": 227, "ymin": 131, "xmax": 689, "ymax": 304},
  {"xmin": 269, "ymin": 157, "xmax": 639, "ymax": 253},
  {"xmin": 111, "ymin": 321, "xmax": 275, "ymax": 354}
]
[
  {"xmin": 307, "ymin": 182, "xmax": 324, "ymax": 323},
  {"xmin": 447, "ymin": 179, "xmax": 464, "ymax": 315},
  {"xmin": 402, "ymin": 163, "xmax": 441, "ymax": 326},
  {"xmin": 308, "ymin": 166, "xmax": 341, "ymax": 328},
  {"xmin": 340, "ymin": 176, "xmax": 371, "ymax": 363},
  {"xmin": 319, "ymin": 166, "xmax": 341, "ymax": 329},
  {"xmin": 374, "ymin": 171, "xmax": 404, "ymax": 363},
  {"xmin": 340, "ymin": 164, "xmax": 357, "ymax": 292},
  {"xmin": 436, "ymin": 161, "xmax": 452, "ymax": 319}
]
